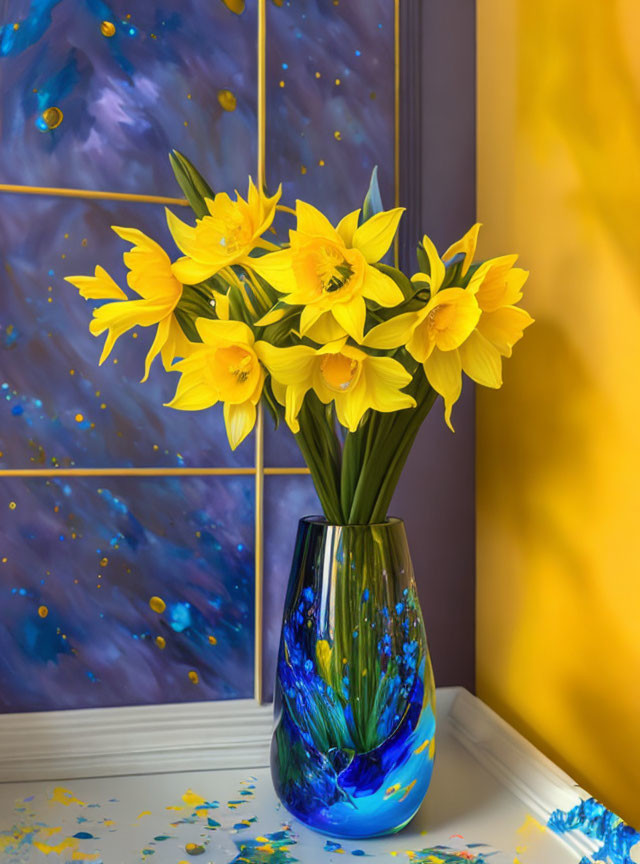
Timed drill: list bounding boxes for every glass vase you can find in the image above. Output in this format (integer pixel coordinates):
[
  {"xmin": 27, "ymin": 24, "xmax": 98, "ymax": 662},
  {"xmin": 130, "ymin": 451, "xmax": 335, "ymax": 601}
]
[{"xmin": 271, "ymin": 517, "xmax": 436, "ymax": 839}]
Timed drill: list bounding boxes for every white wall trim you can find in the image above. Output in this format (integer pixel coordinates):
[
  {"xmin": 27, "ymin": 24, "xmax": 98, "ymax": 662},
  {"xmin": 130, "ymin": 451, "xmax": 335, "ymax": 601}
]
[
  {"xmin": 446, "ymin": 688, "xmax": 601, "ymax": 862},
  {"xmin": 0, "ymin": 698, "xmax": 273, "ymax": 782}
]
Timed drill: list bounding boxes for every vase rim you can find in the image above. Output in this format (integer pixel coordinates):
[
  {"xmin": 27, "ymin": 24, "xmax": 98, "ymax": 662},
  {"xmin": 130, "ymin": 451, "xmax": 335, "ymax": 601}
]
[{"xmin": 300, "ymin": 515, "xmax": 404, "ymax": 529}]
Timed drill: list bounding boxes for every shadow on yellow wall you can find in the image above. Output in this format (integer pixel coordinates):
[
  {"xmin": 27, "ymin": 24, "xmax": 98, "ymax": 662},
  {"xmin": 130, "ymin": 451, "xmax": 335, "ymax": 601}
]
[{"xmin": 477, "ymin": 0, "xmax": 640, "ymax": 826}]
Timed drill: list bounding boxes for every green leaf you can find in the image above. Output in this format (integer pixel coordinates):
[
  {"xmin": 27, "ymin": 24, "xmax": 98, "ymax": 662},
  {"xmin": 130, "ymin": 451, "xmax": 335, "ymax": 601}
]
[
  {"xmin": 372, "ymin": 263, "xmax": 414, "ymax": 298},
  {"xmin": 169, "ymin": 150, "xmax": 215, "ymax": 219},
  {"xmin": 361, "ymin": 165, "xmax": 383, "ymax": 223},
  {"xmin": 261, "ymin": 378, "xmax": 282, "ymax": 429},
  {"xmin": 227, "ymin": 284, "xmax": 253, "ymax": 325}
]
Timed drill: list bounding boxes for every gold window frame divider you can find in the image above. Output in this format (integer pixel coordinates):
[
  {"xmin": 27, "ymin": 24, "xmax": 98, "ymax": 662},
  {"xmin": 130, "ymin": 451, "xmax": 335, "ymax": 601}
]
[{"xmin": 0, "ymin": 0, "xmax": 401, "ymax": 707}]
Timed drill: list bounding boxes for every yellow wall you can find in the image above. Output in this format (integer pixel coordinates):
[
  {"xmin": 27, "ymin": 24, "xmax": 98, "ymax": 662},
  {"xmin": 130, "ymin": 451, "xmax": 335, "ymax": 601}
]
[{"xmin": 476, "ymin": 1, "xmax": 640, "ymax": 826}]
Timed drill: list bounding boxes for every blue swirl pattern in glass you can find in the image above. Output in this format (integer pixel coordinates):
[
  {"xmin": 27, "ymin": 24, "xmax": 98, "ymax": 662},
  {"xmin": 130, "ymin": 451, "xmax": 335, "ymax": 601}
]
[{"xmin": 271, "ymin": 517, "xmax": 436, "ymax": 838}]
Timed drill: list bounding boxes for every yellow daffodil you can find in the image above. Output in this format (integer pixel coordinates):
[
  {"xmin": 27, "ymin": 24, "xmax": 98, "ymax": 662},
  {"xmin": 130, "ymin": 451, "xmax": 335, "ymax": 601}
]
[
  {"xmin": 364, "ymin": 234, "xmax": 480, "ymax": 429},
  {"xmin": 256, "ymin": 338, "xmax": 415, "ymax": 433},
  {"xmin": 166, "ymin": 319, "xmax": 264, "ymax": 449},
  {"xmin": 365, "ymin": 230, "xmax": 532, "ymax": 429},
  {"xmin": 66, "ymin": 227, "xmax": 189, "ymax": 382},
  {"xmin": 166, "ymin": 179, "xmax": 281, "ymax": 285},
  {"xmin": 459, "ymin": 254, "xmax": 534, "ymax": 385},
  {"xmin": 251, "ymin": 201, "xmax": 405, "ymax": 344}
]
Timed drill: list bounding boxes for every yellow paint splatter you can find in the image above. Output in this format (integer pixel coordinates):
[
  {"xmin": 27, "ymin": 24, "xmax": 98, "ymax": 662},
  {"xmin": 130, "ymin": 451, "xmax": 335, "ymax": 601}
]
[
  {"xmin": 334, "ymin": 130, "xmax": 342, "ymax": 140},
  {"xmin": 42, "ymin": 106, "xmax": 63, "ymax": 130},
  {"xmin": 384, "ymin": 783, "xmax": 401, "ymax": 799},
  {"xmin": 71, "ymin": 852, "xmax": 102, "ymax": 861},
  {"xmin": 182, "ymin": 789, "xmax": 206, "ymax": 807},
  {"xmin": 38, "ymin": 605, "xmax": 49, "ymax": 618},
  {"xmin": 100, "ymin": 557, "xmax": 108, "ymax": 567},
  {"xmin": 222, "ymin": 0, "xmax": 245, "ymax": 14},
  {"xmin": 335, "ymin": 78, "xmax": 341, "ymax": 86},
  {"xmin": 300, "ymin": 165, "xmax": 307, "ymax": 175},
  {"xmin": 208, "ymin": 635, "xmax": 217, "ymax": 645},
  {"xmin": 188, "ymin": 670, "xmax": 199, "ymax": 684},
  {"xmin": 279, "ymin": 80, "xmax": 285, "ymax": 88},
  {"xmin": 318, "ymin": 159, "xmax": 325, "ymax": 167},
  {"xmin": 315, "ymin": 71, "xmax": 321, "ymax": 79},
  {"xmin": 155, "ymin": 636, "xmax": 166, "ymax": 649},
  {"xmin": 9, "ymin": 501, "xmax": 16, "ymax": 510},
  {"xmin": 75, "ymin": 414, "xmax": 84, "ymax": 423},
  {"xmin": 51, "ymin": 787, "xmax": 86, "ymax": 807},
  {"xmin": 136, "ymin": 810, "xmax": 151, "ymax": 819},
  {"xmin": 414, "ymin": 737, "xmax": 431, "ymax": 754},
  {"xmin": 149, "ymin": 596, "xmax": 166, "ymax": 614},
  {"xmin": 34, "ymin": 837, "xmax": 79, "ymax": 856},
  {"xmin": 100, "ymin": 20, "xmax": 116, "ymax": 37},
  {"xmin": 217, "ymin": 89, "xmax": 237, "ymax": 111}
]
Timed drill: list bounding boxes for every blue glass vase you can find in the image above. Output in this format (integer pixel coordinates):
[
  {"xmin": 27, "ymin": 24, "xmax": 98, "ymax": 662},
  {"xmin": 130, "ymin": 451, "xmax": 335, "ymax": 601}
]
[{"xmin": 271, "ymin": 517, "xmax": 436, "ymax": 838}]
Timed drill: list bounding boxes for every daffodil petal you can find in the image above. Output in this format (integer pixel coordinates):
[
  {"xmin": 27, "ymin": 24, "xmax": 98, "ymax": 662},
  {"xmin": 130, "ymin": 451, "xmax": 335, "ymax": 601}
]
[
  {"xmin": 166, "ymin": 356, "xmax": 219, "ymax": 411},
  {"xmin": 299, "ymin": 303, "xmax": 327, "ymax": 335},
  {"xmin": 223, "ymin": 401, "xmax": 256, "ymax": 450},
  {"xmin": 363, "ymin": 311, "xmax": 420, "ymax": 349},
  {"xmin": 364, "ymin": 356, "xmax": 416, "ymax": 413},
  {"xmin": 423, "ymin": 348, "xmax": 462, "ymax": 432},
  {"xmin": 250, "ymin": 250, "xmax": 296, "ymax": 294},
  {"xmin": 89, "ymin": 299, "xmax": 169, "ymax": 363},
  {"xmin": 304, "ymin": 312, "xmax": 348, "ymax": 344},
  {"xmin": 171, "ymin": 256, "xmax": 217, "ymax": 285},
  {"xmin": 459, "ymin": 330, "xmax": 503, "ymax": 388},
  {"xmin": 477, "ymin": 305, "xmax": 533, "ymax": 357},
  {"xmin": 255, "ymin": 342, "xmax": 316, "ymax": 385},
  {"xmin": 442, "ymin": 223, "xmax": 481, "ymax": 277},
  {"xmin": 196, "ymin": 317, "xmax": 254, "ymax": 347},
  {"xmin": 141, "ymin": 315, "xmax": 172, "ymax": 383},
  {"xmin": 295, "ymin": 200, "xmax": 342, "ymax": 243},
  {"xmin": 420, "ymin": 233, "xmax": 446, "ymax": 295},
  {"xmin": 65, "ymin": 266, "xmax": 127, "ymax": 301},
  {"xmin": 164, "ymin": 209, "xmax": 198, "ymax": 257},
  {"xmin": 284, "ymin": 383, "xmax": 310, "ymax": 434},
  {"xmin": 425, "ymin": 287, "xmax": 481, "ymax": 352},
  {"xmin": 361, "ymin": 265, "xmax": 404, "ymax": 307},
  {"xmin": 469, "ymin": 255, "xmax": 520, "ymax": 311},
  {"xmin": 336, "ymin": 209, "xmax": 361, "ymax": 247},
  {"xmin": 161, "ymin": 317, "xmax": 195, "ymax": 369},
  {"xmin": 352, "ymin": 207, "xmax": 404, "ymax": 263},
  {"xmin": 332, "ymin": 297, "xmax": 366, "ymax": 343},
  {"xmin": 212, "ymin": 290, "xmax": 230, "ymax": 321},
  {"xmin": 335, "ymin": 384, "xmax": 369, "ymax": 432}
]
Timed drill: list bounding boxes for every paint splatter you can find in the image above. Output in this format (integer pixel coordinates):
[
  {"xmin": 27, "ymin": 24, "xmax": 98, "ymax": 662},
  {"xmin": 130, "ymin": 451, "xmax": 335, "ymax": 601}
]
[
  {"xmin": 548, "ymin": 797, "xmax": 640, "ymax": 864},
  {"xmin": 230, "ymin": 827, "xmax": 299, "ymax": 863}
]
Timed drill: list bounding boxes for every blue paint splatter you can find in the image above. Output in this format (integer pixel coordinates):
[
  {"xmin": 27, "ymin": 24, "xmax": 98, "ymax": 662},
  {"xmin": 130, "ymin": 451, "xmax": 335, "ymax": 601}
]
[{"xmin": 549, "ymin": 797, "xmax": 640, "ymax": 864}]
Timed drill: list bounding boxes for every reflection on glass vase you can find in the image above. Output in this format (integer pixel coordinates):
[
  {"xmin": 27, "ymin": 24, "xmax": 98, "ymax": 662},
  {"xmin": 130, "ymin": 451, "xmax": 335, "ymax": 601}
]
[{"xmin": 271, "ymin": 517, "xmax": 436, "ymax": 839}]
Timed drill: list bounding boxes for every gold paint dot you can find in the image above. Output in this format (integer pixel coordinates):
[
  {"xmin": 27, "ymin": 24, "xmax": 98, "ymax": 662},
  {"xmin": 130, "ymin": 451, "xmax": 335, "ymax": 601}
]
[
  {"xmin": 64, "ymin": 233, "xmax": 69, "ymax": 239},
  {"xmin": 69, "ymin": 369, "xmax": 75, "ymax": 375},
  {"xmin": 132, "ymin": 331, "xmax": 138, "ymax": 338},
  {"xmin": 334, "ymin": 130, "xmax": 342, "ymax": 141},
  {"xmin": 42, "ymin": 106, "xmax": 63, "ymax": 130},
  {"xmin": 315, "ymin": 71, "xmax": 321, "ymax": 79},
  {"xmin": 101, "ymin": 20, "xmax": 116, "ymax": 36},
  {"xmin": 370, "ymin": 91, "xmax": 377, "ymax": 100},
  {"xmin": 9, "ymin": 502, "xmax": 16, "ymax": 510},
  {"xmin": 150, "ymin": 32, "xmax": 157, "ymax": 39},
  {"xmin": 221, "ymin": 0, "xmax": 245, "ymax": 13},
  {"xmin": 100, "ymin": 557, "xmax": 108, "ymax": 567},
  {"xmin": 75, "ymin": 413, "xmax": 84, "ymax": 423},
  {"xmin": 155, "ymin": 636, "xmax": 166, "ymax": 649},
  {"xmin": 208, "ymin": 635, "xmax": 217, "ymax": 645},
  {"xmin": 47, "ymin": 297, "xmax": 53, "ymax": 303},
  {"xmin": 188, "ymin": 670, "xmax": 199, "ymax": 684},
  {"xmin": 300, "ymin": 165, "xmax": 307, "ymax": 175},
  {"xmin": 335, "ymin": 78, "xmax": 341, "ymax": 86},
  {"xmin": 318, "ymin": 159, "xmax": 325, "ymax": 167},
  {"xmin": 279, "ymin": 80, "xmax": 285, "ymax": 88},
  {"xmin": 2, "ymin": 557, "xmax": 7, "ymax": 563},
  {"xmin": 149, "ymin": 596, "xmax": 166, "ymax": 614},
  {"xmin": 217, "ymin": 89, "xmax": 237, "ymax": 111},
  {"xmin": 13, "ymin": 22, "xmax": 19, "ymax": 31},
  {"xmin": 153, "ymin": 444, "xmax": 159, "ymax": 450},
  {"xmin": 100, "ymin": 403, "xmax": 106, "ymax": 409},
  {"xmin": 38, "ymin": 606, "xmax": 48, "ymax": 618},
  {"xmin": 187, "ymin": 93, "xmax": 192, "ymax": 100},
  {"xmin": 82, "ymin": 238, "xmax": 87, "ymax": 246}
]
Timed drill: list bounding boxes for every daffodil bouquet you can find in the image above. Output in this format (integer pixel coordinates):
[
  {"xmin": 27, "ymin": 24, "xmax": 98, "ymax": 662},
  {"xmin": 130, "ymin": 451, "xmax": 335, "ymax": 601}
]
[{"xmin": 67, "ymin": 152, "xmax": 532, "ymax": 525}]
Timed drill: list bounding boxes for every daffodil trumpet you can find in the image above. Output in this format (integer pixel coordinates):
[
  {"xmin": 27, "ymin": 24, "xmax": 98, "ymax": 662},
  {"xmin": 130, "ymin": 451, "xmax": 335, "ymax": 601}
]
[{"xmin": 68, "ymin": 157, "xmax": 531, "ymax": 525}]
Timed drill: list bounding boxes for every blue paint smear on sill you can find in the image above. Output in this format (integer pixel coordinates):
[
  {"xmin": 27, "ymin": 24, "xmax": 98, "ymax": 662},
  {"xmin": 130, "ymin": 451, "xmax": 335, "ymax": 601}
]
[{"xmin": 548, "ymin": 797, "xmax": 640, "ymax": 864}]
